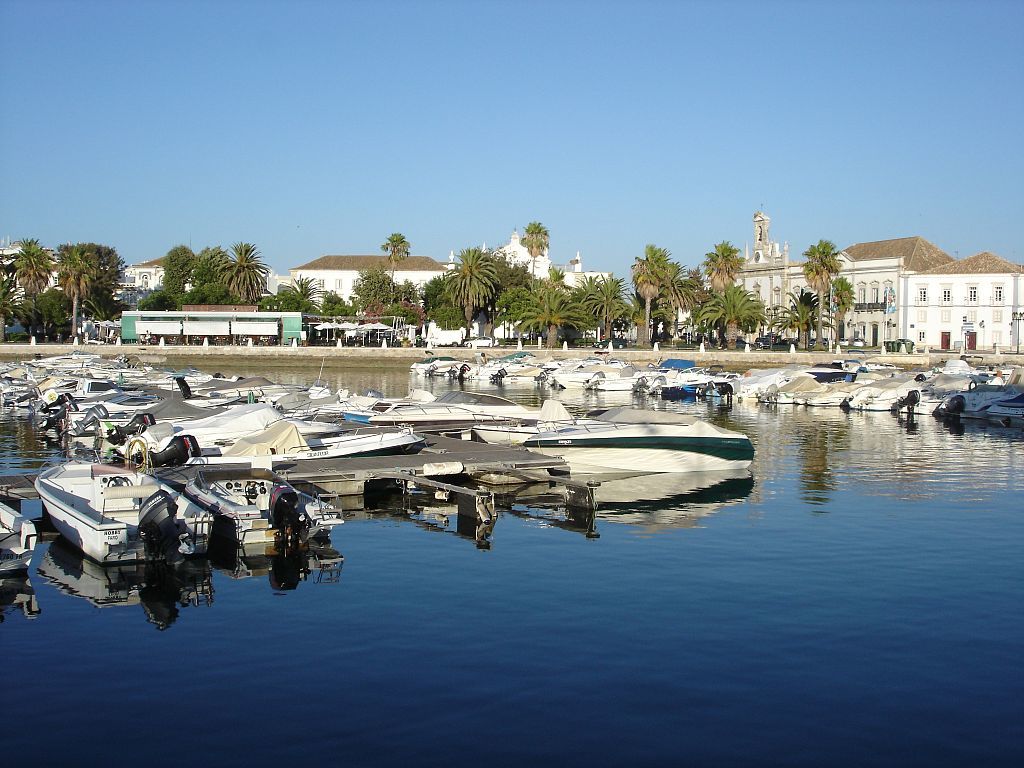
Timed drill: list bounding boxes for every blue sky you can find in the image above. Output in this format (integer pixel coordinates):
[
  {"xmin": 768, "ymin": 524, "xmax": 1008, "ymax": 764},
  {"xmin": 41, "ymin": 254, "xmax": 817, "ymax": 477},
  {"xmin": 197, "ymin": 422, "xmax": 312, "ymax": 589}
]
[{"xmin": 2, "ymin": 0, "xmax": 1021, "ymax": 275}]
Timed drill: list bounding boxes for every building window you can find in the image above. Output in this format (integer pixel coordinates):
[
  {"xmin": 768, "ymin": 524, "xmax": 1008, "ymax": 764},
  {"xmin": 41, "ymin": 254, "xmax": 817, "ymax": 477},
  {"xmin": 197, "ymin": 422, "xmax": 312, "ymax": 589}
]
[
  {"xmin": 993, "ymin": 310, "xmax": 1003, "ymax": 323},
  {"xmin": 992, "ymin": 331, "xmax": 1002, "ymax": 345},
  {"xmin": 993, "ymin": 285, "xmax": 1003, "ymax": 304},
  {"xmin": 917, "ymin": 286, "xmax": 927, "ymax": 304},
  {"xmin": 967, "ymin": 285, "xmax": 977, "ymax": 304},
  {"xmin": 871, "ymin": 283, "xmax": 879, "ymax": 303},
  {"xmin": 967, "ymin": 310, "xmax": 977, "ymax": 322},
  {"xmin": 918, "ymin": 331, "xmax": 926, "ymax": 342},
  {"xmin": 335, "ymin": 279, "xmax": 342, "ymax": 289},
  {"xmin": 917, "ymin": 310, "xmax": 927, "ymax": 322},
  {"xmin": 942, "ymin": 288, "xmax": 951, "ymax": 304},
  {"xmin": 941, "ymin": 310, "xmax": 951, "ymax": 322},
  {"xmin": 857, "ymin": 284, "xmax": 866, "ymax": 303}
]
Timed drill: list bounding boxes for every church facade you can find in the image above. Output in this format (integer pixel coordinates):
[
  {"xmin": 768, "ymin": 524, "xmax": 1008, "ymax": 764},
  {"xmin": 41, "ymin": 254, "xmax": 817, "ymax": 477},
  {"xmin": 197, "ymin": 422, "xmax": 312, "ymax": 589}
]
[{"xmin": 489, "ymin": 229, "xmax": 610, "ymax": 287}]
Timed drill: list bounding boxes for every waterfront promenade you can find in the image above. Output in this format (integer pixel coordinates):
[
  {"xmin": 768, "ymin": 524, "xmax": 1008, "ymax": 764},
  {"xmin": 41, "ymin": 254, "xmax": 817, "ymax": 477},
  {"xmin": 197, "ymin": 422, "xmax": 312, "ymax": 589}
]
[{"xmin": 1, "ymin": 342, "xmax": 1018, "ymax": 369}]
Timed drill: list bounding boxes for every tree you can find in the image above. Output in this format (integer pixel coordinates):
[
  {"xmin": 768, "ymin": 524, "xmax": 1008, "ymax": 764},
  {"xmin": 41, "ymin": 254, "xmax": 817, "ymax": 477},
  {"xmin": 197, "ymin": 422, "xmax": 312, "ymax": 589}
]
[
  {"xmin": 0, "ymin": 273, "xmax": 21, "ymax": 342},
  {"xmin": 802, "ymin": 239, "xmax": 843, "ymax": 350},
  {"xmin": 182, "ymin": 283, "xmax": 241, "ymax": 306},
  {"xmin": 662, "ymin": 262, "xmax": 700, "ymax": 338},
  {"xmin": 14, "ymin": 239, "xmax": 54, "ymax": 297},
  {"xmin": 222, "ymin": 242, "xmax": 268, "ymax": 304},
  {"xmin": 381, "ymin": 233, "xmax": 410, "ymax": 301},
  {"xmin": 57, "ymin": 244, "xmax": 96, "ymax": 336},
  {"xmin": 138, "ymin": 290, "xmax": 180, "ymax": 311},
  {"xmin": 31, "ymin": 289, "xmax": 72, "ymax": 339},
  {"xmin": 193, "ymin": 246, "xmax": 229, "ymax": 286},
  {"xmin": 518, "ymin": 284, "xmax": 588, "ymax": 348},
  {"xmin": 321, "ymin": 291, "xmax": 357, "ymax": 318},
  {"xmin": 583, "ymin": 276, "xmax": 630, "ymax": 341},
  {"xmin": 632, "ymin": 244, "xmax": 670, "ymax": 346},
  {"xmin": 495, "ymin": 286, "xmax": 535, "ymax": 336},
  {"xmin": 831, "ymin": 276, "xmax": 855, "ymax": 339},
  {"xmin": 352, "ymin": 266, "xmax": 396, "ymax": 311},
  {"xmin": 83, "ymin": 292, "xmax": 125, "ymax": 321},
  {"xmin": 162, "ymin": 245, "xmax": 196, "ymax": 296},
  {"xmin": 446, "ymin": 247, "xmax": 498, "ymax": 333},
  {"xmin": 775, "ymin": 289, "xmax": 819, "ymax": 350},
  {"xmin": 702, "ymin": 241, "xmax": 744, "ymax": 293},
  {"xmin": 522, "ymin": 221, "xmax": 549, "ymax": 284},
  {"xmin": 59, "ymin": 242, "xmax": 123, "ymax": 310},
  {"xmin": 546, "ymin": 265, "xmax": 566, "ymax": 287},
  {"xmin": 284, "ymin": 276, "xmax": 323, "ymax": 310},
  {"xmin": 696, "ymin": 285, "xmax": 766, "ymax": 345}
]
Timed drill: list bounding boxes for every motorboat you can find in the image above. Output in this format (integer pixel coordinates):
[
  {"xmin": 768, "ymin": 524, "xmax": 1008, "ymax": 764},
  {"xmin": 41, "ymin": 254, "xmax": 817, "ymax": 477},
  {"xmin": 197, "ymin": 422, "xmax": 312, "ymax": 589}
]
[
  {"xmin": 934, "ymin": 368, "xmax": 1024, "ymax": 422},
  {"xmin": 472, "ymin": 400, "xmax": 578, "ymax": 445},
  {"xmin": 138, "ymin": 420, "xmax": 426, "ymax": 467},
  {"xmin": 522, "ymin": 407, "xmax": 755, "ymax": 475},
  {"xmin": 345, "ymin": 390, "xmax": 533, "ymax": 428},
  {"xmin": 1, "ymin": 501, "xmax": 39, "ymax": 574},
  {"xmin": 35, "ymin": 460, "xmax": 210, "ymax": 564}
]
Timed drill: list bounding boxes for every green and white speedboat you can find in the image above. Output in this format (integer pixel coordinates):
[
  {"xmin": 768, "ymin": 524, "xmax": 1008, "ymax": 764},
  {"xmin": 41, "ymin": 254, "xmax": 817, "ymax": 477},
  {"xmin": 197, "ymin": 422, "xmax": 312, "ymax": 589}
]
[{"xmin": 522, "ymin": 407, "xmax": 754, "ymax": 476}]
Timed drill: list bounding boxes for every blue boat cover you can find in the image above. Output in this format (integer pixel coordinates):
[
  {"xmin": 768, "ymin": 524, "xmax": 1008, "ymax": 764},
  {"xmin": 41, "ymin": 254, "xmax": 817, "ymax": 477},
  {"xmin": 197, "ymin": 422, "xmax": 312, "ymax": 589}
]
[{"xmin": 659, "ymin": 358, "xmax": 696, "ymax": 370}]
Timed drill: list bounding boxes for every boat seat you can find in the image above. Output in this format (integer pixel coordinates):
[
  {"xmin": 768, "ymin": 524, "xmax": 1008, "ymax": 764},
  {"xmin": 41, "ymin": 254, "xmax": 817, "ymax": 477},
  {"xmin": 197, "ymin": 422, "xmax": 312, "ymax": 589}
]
[{"xmin": 100, "ymin": 482, "xmax": 160, "ymax": 516}]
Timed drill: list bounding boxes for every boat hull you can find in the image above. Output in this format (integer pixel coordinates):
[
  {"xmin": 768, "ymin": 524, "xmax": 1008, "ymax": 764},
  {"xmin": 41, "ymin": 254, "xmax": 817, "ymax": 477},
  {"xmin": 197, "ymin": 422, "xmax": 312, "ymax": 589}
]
[{"xmin": 523, "ymin": 435, "xmax": 754, "ymax": 474}]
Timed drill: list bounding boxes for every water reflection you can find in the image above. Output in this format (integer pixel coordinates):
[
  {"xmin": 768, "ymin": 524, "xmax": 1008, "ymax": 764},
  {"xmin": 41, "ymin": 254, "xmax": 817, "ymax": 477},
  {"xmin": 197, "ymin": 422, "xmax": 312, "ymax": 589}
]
[
  {"xmin": 0, "ymin": 573, "xmax": 40, "ymax": 622},
  {"xmin": 208, "ymin": 538, "xmax": 344, "ymax": 590},
  {"xmin": 37, "ymin": 539, "xmax": 213, "ymax": 630}
]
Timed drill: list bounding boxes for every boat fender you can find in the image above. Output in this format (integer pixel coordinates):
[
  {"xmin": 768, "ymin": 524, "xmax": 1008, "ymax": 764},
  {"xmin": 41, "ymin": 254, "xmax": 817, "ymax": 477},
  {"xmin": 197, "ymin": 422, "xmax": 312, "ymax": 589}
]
[
  {"xmin": 149, "ymin": 435, "xmax": 201, "ymax": 468},
  {"xmin": 138, "ymin": 490, "xmax": 184, "ymax": 561},
  {"xmin": 422, "ymin": 461, "xmax": 465, "ymax": 476}
]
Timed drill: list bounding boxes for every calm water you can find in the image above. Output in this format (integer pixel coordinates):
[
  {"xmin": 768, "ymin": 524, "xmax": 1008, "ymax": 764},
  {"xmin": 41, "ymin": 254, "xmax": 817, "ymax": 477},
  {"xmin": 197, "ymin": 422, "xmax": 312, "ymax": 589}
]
[{"xmin": 3, "ymin": 361, "xmax": 1022, "ymax": 767}]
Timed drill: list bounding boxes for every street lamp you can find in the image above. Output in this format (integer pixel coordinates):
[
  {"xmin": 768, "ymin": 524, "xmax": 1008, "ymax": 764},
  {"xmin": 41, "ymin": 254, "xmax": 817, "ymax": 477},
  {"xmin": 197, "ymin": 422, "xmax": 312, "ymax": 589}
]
[{"xmin": 1012, "ymin": 310, "xmax": 1024, "ymax": 354}]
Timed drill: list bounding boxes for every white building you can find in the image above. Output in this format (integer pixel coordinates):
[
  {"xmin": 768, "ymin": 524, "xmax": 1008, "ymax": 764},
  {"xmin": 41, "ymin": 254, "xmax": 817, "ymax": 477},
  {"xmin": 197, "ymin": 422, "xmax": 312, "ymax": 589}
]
[
  {"xmin": 490, "ymin": 229, "xmax": 610, "ymax": 286},
  {"xmin": 903, "ymin": 251, "xmax": 1023, "ymax": 351},
  {"xmin": 123, "ymin": 257, "xmax": 165, "ymax": 294},
  {"xmin": 289, "ymin": 255, "xmax": 448, "ymax": 302}
]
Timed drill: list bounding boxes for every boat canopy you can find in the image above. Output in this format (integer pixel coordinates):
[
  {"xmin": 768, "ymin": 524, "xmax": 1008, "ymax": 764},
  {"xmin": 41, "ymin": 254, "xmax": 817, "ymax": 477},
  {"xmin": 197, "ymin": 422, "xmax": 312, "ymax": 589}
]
[
  {"xmin": 660, "ymin": 359, "xmax": 697, "ymax": 370},
  {"xmin": 590, "ymin": 407, "xmax": 698, "ymax": 426},
  {"xmin": 538, "ymin": 400, "xmax": 573, "ymax": 421},
  {"xmin": 223, "ymin": 421, "xmax": 309, "ymax": 456}
]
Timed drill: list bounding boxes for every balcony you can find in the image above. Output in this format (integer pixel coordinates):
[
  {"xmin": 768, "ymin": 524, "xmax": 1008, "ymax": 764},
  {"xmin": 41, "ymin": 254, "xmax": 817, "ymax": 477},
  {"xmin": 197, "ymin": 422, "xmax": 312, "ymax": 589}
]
[{"xmin": 854, "ymin": 302, "xmax": 886, "ymax": 312}]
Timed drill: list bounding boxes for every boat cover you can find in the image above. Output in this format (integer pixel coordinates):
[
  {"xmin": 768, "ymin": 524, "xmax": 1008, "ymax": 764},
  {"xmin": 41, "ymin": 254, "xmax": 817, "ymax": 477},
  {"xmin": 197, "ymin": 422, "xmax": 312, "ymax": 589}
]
[
  {"xmin": 660, "ymin": 359, "xmax": 697, "ymax": 370},
  {"xmin": 538, "ymin": 400, "xmax": 573, "ymax": 421},
  {"xmin": 223, "ymin": 421, "xmax": 308, "ymax": 456},
  {"xmin": 592, "ymin": 407, "xmax": 698, "ymax": 426}
]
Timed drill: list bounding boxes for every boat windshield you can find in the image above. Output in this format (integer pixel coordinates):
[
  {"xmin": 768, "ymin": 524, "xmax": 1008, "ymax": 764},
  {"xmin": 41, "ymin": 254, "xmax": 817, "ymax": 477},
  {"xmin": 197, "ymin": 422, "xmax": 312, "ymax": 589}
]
[{"xmin": 435, "ymin": 391, "xmax": 518, "ymax": 407}]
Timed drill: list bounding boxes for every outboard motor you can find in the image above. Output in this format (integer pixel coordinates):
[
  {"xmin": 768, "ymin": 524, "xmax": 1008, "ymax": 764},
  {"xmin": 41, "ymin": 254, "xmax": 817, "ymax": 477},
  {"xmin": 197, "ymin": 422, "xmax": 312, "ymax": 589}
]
[
  {"xmin": 458, "ymin": 363, "xmax": 472, "ymax": 382},
  {"xmin": 35, "ymin": 409, "xmax": 66, "ymax": 432},
  {"xmin": 839, "ymin": 397, "xmax": 852, "ymax": 412},
  {"xmin": 107, "ymin": 413, "xmax": 156, "ymax": 445},
  {"xmin": 934, "ymin": 394, "xmax": 965, "ymax": 418},
  {"xmin": 42, "ymin": 392, "xmax": 77, "ymax": 413},
  {"xmin": 69, "ymin": 404, "xmax": 111, "ymax": 436},
  {"xmin": 268, "ymin": 484, "xmax": 310, "ymax": 543},
  {"xmin": 174, "ymin": 376, "xmax": 193, "ymax": 400},
  {"xmin": 148, "ymin": 435, "xmax": 201, "ymax": 467},
  {"xmin": 891, "ymin": 389, "xmax": 921, "ymax": 415},
  {"xmin": 138, "ymin": 490, "xmax": 185, "ymax": 562}
]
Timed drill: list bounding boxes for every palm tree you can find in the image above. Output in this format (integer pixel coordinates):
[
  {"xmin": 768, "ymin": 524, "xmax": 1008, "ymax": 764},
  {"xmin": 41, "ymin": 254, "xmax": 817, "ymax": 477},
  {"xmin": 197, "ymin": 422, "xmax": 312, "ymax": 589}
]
[
  {"xmin": 702, "ymin": 241, "xmax": 744, "ymax": 293},
  {"xmin": 381, "ymin": 233, "xmax": 411, "ymax": 302},
  {"xmin": 584, "ymin": 276, "xmax": 630, "ymax": 342},
  {"xmin": 223, "ymin": 243, "xmax": 269, "ymax": 304},
  {"xmin": 632, "ymin": 244, "xmax": 670, "ymax": 346},
  {"xmin": 446, "ymin": 247, "xmax": 498, "ymax": 334},
  {"xmin": 546, "ymin": 265, "xmax": 566, "ymax": 287},
  {"xmin": 775, "ymin": 290, "xmax": 819, "ymax": 350},
  {"xmin": 518, "ymin": 284, "xmax": 588, "ymax": 348},
  {"xmin": 57, "ymin": 244, "xmax": 96, "ymax": 337},
  {"xmin": 696, "ymin": 285, "xmax": 766, "ymax": 347},
  {"xmin": 286, "ymin": 276, "xmax": 324, "ymax": 310},
  {"xmin": 831, "ymin": 276, "xmax": 855, "ymax": 341},
  {"xmin": 522, "ymin": 222, "xmax": 549, "ymax": 284},
  {"xmin": 663, "ymin": 262, "xmax": 699, "ymax": 339},
  {"xmin": 802, "ymin": 239, "xmax": 842, "ymax": 349},
  {"xmin": 14, "ymin": 239, "xmax": 55, "ymax": 297},
  {"xmin": 0, "ymin": 273, "xmax": 21, "ymax": 343}
]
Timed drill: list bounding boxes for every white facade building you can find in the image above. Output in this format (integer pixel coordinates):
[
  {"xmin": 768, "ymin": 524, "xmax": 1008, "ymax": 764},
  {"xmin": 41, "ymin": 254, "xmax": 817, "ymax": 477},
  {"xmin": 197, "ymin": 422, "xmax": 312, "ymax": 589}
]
[
  {"xmin": 903, "ymin": 252, "xmax": 1023, "ymax": 351},
  {"xmin": 290, "ymin": 255, "xmax": 448, "ymax": 302},
  {"xmin": 490, "ymin": 229, "xmax": 611, "ymax": 286},
  {"xmin": 123, "ymin": 257, "xmax": 165, "ymax": 294}
]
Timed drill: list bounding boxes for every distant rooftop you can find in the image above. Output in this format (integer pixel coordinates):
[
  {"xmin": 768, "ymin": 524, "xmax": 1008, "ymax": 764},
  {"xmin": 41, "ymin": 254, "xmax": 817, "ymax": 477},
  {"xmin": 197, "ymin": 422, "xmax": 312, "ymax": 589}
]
[
  {"xmin": 919, "ymin": 251, "xmax": 1023, "ymax": 275},
  {"xmin": 130, "ymin": 257, "xmax": 164, "ymax": 268},
  {"xmin": 292, "ymin": 255, "xmax": 447, "ymax": 271},
  {"xmin": 843, "ymin": 236, "xmax": 953, "ymax": 272}
]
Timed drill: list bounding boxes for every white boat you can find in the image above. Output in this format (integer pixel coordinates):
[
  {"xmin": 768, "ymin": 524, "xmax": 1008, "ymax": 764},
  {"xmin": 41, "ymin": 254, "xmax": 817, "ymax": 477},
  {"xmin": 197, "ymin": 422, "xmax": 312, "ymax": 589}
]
[
  {"xmin": 1, "ymin": 501, "xmax": 39, "ymax": 574},
  {"xmin": 472, "ymin": 400, "xmax": 577, "ymax": 445},
  {"xmin": 35, "ymin": 461, "xmax": 209, "ymax": 564},
  {"xmin": 149, "ymin": 421, "xmax": 426, "ymax": 467},
  {"xmin": 345, "ymin": 390, "xmax": 533, "ymax": 427},
  {"xmin": 522, "ymin": 407, "xmax": 755, "ymax": 475}
]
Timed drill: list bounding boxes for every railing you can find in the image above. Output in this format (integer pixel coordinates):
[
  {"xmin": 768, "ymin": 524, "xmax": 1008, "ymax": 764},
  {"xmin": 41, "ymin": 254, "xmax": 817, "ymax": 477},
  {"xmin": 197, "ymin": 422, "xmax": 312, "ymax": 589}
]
[{"xmin": 854, "ymin": 302, "xmax": 886, "ymax": 312}]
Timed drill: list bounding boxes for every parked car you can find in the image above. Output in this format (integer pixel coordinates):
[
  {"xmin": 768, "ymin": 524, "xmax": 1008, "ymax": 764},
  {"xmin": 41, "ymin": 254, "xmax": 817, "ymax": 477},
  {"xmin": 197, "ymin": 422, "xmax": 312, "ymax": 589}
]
[
  {"xmin": 849, "ymin": 336, "xmax": 866, "ymax": 348},
  {"xmin": 463, "ymin": 337, "xmax": 496, "ymax": 348},
  {"xmin": 754, "ymin": 334, "xmax": 787, "ymax": 350},
  {"xmin": 592, "ymin": 339, "xmax": 627, "ymax": 349}
]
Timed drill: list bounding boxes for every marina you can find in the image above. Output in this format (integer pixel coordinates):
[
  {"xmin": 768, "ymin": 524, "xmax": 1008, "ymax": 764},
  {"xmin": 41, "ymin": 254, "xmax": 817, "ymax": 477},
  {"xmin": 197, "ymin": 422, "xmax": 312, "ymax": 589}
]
[{"xmin": 3, "ymin": 351, "xmax": 1022, "ymax": 768}]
